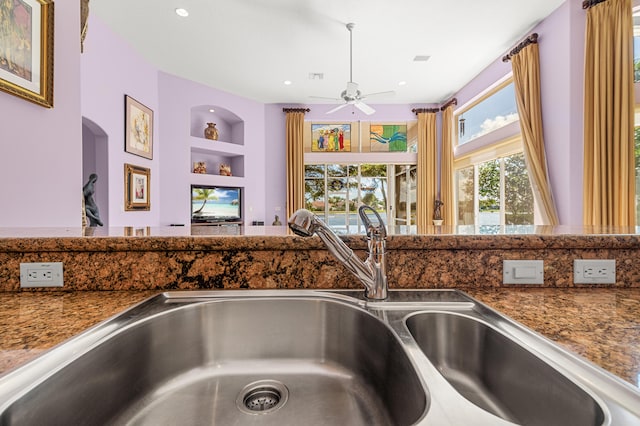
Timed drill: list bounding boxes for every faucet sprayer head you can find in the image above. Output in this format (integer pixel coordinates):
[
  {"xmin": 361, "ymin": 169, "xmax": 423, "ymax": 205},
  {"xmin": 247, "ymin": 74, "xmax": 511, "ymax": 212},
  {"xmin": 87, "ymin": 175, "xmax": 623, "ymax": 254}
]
[{"xmin": 287, "ymin": 209, "xmax": 317, "ymax": 237}]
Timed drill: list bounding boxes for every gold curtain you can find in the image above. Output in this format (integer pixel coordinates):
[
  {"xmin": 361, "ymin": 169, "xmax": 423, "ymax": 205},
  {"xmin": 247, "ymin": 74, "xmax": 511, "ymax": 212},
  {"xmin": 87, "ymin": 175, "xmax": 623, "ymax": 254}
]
[
  {"xmin": 510, "ymin": 42, "xmax": 560, "ymax": 225},
  {"xmin": 583, "ymin": 0, "xmax": 635, "ymax": 226},
  {"xmin": 285, "ymin": 111, "xmax": 305, "ymax": 219},
  {"xmin": 416, "ymin": 112, "xmax": 438, "ymax": 233},
  {"xmin": 440, "ymin": 105, "xmax": 455, "ymax": 226}
]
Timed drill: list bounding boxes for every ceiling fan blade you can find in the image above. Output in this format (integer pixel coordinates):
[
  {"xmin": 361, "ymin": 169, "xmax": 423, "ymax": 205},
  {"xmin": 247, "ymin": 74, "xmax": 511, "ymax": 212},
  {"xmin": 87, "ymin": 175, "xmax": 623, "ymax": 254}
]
[
  {"xmin": 326, "ymin": 103, "xmax": 349, "ymax": 114},
  {"xmin": 360, "ymin": 90, "xmax": 395, "ymax": 99},
  {"xmin": 310, "ymin": 95, "xmax": 343, "ymax": 101},
  {"xmin": 354, "ymin": 101, "xmax": 375, "ymax": 115}
]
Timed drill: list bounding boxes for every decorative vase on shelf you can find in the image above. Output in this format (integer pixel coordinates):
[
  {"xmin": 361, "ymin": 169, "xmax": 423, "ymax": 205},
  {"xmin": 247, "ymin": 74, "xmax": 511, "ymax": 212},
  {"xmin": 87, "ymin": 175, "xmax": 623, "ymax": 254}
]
[
  {"xmin": 204, "ymin": 122, "xmax": 219, "ymax": 140},
  {"xmin": 219, "ymin": 164, "xmax": 232, "ymax": 176},
  {"xmin": 193, "ymin": 162, "xmax": 207, "ymax": 174}
]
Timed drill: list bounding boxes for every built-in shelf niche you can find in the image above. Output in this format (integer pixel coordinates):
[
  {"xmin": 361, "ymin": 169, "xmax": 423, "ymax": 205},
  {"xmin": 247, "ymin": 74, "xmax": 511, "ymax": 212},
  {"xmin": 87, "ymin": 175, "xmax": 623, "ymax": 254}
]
[
  {"xmin": 190, "ymin": 105, "xmax": 244, "ymax": 146},
  {"xmin": 191, "ymin": 147, "xmax": 245, "ymax": 178},
  {"xmin": 189, "ymin": 105, "xmax": 246, "ymax": 178}
]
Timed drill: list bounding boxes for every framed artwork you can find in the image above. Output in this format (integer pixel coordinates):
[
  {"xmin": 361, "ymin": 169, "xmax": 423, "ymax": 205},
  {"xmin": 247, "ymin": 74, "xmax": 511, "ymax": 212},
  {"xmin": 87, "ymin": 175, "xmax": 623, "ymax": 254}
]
[
  {"xmin": 0, "ymin": 0, "xmax": 54, "ymax": 108},
  {"xmin": 370, "ymin": 124, "xmax": 408, "ymax": 152},
  {"xmin": 124, "ymin": 163, "xmax": 150, "ymax": 211},
  {"xmin": 124, "ymin": 226, "xmax": 151, "ymax": 236},
  {"xmin": 311, "ymin": 124, "xmax": 351, "ymax": 152},
  {"xmin": 125, "ymin": 95, "xmax": 153, "ymax": 159}
]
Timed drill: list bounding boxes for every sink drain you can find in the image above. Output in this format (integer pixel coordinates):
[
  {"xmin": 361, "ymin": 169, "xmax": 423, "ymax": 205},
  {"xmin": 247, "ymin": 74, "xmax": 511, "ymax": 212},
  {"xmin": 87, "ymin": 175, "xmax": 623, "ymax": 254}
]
[{"xmin": 236, "ymin": 380, "xmax": 289, "ymax": 415}]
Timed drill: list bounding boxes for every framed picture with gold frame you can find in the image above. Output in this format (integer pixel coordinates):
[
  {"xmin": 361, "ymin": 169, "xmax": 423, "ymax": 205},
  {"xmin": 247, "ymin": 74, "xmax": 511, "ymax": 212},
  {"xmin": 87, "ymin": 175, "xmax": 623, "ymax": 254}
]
[
  {"xmin": 124, "ymin": 164, "xmax": 150, "ymax": 211},
  {"xmin": 311, "ymin": 123, "xmax": 351, "ymax": 152},
  {"xmin": 0, "ymin": 0, "xmax": 54, "ymax": 108},
  {"xmin": 125, "ymin": 95, "xmax": 153, "ymax": 159}
]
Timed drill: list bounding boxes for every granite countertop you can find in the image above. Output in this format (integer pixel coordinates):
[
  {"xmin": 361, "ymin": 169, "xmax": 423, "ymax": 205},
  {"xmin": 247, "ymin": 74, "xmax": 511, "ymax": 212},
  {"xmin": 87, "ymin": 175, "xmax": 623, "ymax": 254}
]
[{"xmin": 0, "ymin": 288, "xmax": 638, "ymax": 389}]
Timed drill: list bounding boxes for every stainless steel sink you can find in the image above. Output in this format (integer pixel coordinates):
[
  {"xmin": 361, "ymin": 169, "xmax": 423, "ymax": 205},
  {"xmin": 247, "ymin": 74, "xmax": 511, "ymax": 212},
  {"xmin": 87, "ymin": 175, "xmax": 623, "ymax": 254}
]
[
  {"xmin": 1, "ymin": 289, "xmax": 640, "ymax": 425},
  {"xmin": 0, "ymin": 294, "xmax": 427, "ymax": 426},
  {"xmin": 406, "ymin": 311, "xmax": 603, "ymax": 426}
]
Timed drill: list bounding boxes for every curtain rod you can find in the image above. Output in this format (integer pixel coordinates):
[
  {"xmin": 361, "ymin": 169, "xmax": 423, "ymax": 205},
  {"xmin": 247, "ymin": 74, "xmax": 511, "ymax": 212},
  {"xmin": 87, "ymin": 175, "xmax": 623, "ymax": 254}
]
[
  {"xmin": 582, "ymin": 0, "xmax": 607, "ymax": 9},
  {"xmin": 282, "ymin": 108, "xmax": 310, "ymax": 113},
  {"xmin": 440, "ymin": 98, "xmax": 457, "ymax": 111},
  {"xmin": 502, "ymin": 33, "xmax": 538, "ymax": 62},
  {"xmin": 411, "ymin": 107, "xmax": 439, "ymax": 115}
]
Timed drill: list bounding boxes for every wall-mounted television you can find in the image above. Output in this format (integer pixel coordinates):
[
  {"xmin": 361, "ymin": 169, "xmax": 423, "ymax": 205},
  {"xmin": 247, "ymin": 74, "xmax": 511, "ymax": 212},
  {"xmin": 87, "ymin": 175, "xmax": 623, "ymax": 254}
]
[{"xmin": 191, "ymin": 185, "xmax": 242, "ymax": 224}]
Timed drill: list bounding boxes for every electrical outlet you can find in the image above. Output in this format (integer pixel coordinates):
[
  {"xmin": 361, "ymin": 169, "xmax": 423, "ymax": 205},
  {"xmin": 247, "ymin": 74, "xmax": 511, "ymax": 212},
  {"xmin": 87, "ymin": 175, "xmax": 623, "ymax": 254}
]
[
  {"xmin": 20, "ymin": 262, "xmax": 64, "ymax": 288},
  {"xmin": 503, "ymin": 260, "xmax": 544, "ymax": 284},
  {"xmin": 574, "ymin": 259, "xmax": 615, "ymax": 284}
]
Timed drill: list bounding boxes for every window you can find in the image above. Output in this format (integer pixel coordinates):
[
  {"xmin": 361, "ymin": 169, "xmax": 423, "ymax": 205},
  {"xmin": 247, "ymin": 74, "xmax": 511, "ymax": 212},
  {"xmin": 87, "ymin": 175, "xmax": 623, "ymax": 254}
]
[
  {"xmin": 393, "ymin": 165, "xmax": 417, "ymax": 232},
  {"xmin": 455, "ymin": 153, "xmax": 533, "ymax": 227},
  {"xmin": 456, "ymin": 81, "xmax": 519, "ymax": 145},
  {"xmin": 304, "ymin": 163, "xmax": 415, "ymax": 234},
  {"xmin": 454, "ymin": 77, "xmax": 535, "ymax": 229}
]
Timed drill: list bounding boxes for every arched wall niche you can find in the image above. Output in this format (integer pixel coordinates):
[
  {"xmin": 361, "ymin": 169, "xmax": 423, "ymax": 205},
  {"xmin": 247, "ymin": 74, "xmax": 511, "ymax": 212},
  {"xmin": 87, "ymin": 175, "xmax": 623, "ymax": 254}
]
[
  {"xmin": 81, "ymin": 117, "xmax": 109, "ymax": 227},
  {"xmin": 190, "ymin": 105, "xmax": 244, "ymax": 145}
]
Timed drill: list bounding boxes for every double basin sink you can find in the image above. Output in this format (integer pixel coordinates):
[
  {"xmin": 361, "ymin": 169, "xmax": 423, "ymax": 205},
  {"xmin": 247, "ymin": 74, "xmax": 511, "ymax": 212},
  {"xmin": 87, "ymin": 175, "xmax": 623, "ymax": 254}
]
[{"xmin": 0, "ymin": 290, "xmax": 639, "ymax": 425}]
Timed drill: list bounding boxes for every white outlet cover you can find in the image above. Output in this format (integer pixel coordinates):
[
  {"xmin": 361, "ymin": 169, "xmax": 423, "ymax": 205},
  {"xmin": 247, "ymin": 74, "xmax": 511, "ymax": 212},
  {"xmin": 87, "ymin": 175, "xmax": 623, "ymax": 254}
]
[
  {"xmin": 503, "ymin": 260, "xmax": 544, "ymax": 285},
  {"xmin": 574, "ymin": 259, "xmax": 615, "ymax": 284},
  {"xmin": 19, "ymin": 262, "xmax": 64, "ymax": 288}
]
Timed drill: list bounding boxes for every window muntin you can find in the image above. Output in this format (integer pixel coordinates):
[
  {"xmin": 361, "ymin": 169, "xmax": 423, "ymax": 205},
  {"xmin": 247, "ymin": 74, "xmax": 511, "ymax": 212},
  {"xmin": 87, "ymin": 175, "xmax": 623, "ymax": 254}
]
[
  {"xmin": 393, "ymin": 165, "xmax": 417, "ymax": 233},
  {"xmin": 456, "ymin": 81, "xmax": 519, "ymax": 145},
  {"xmin": 304, "ymin": 163, "xmax": 414, "ymax": 234},
  {"xmin": 455, "ymin": 153, "xmax": 534, "ymax": 228}
]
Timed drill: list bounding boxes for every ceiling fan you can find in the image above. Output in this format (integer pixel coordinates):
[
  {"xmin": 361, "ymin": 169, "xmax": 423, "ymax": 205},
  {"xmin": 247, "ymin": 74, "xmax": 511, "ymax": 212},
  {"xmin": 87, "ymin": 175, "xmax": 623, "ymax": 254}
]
[{"xmin": 312, "ymin": 23, "xmax": 394, "ymax": 115}]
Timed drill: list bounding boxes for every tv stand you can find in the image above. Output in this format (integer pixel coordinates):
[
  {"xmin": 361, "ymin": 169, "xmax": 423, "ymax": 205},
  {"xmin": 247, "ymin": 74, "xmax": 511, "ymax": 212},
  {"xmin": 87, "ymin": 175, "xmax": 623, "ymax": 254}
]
[{"xmin": 192, "ymin": 221, "xmax": 243, "ymax": 226}]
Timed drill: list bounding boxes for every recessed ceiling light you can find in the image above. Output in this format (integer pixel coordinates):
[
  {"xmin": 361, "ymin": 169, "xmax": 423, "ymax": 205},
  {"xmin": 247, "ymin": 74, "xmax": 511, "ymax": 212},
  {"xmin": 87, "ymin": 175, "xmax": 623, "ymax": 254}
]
[
  {"xmin": 283, "ymin": 80, "xmax": 292, "ymax": 85},
  {"xmin": 398, "ymin": 81, "xmax": 407, "ymax": 86},
  {"xmin": 175, "ymin": 8, "xmax": 189, "ymax": 17},
  {"xmin": 209, "ymin": 109, "xmax": 215, "ymax": 113}
]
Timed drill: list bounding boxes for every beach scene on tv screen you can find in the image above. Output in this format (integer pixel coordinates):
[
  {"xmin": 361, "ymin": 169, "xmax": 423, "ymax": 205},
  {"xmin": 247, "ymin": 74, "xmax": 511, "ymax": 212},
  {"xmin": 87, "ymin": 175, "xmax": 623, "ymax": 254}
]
[{"xmin": 192, "ymin": 187, "xmax": 240, "ymax": 219}]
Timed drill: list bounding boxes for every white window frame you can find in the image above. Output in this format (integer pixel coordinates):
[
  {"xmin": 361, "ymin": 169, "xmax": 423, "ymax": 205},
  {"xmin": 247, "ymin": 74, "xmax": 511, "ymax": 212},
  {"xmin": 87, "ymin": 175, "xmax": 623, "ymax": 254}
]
[{"xmin": 453, "ymin": 75, "xmax": 537, "ymax": 227}]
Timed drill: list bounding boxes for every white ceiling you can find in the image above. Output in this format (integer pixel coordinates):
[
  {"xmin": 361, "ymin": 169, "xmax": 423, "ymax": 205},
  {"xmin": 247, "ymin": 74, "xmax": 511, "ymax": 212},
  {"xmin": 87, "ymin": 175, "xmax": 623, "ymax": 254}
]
[{"xmin": 91, "ymin": 0, "xmax": 565, "ymax": 106}]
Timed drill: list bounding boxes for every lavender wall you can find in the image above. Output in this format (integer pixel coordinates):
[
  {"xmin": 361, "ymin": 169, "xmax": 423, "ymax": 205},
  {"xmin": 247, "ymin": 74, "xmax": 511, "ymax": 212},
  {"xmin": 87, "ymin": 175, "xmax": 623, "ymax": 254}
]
[
  {"xmin": 452, "ymin": 1, "xmax": 585, "ymax": 225},
  {"xmin": 158, "ymin": 72, "xmax": 266, "ymax": 226},
  {"xmin": 537, "ymin": 1, "xmax": 585, "ymax": 225},
  {"xmin": 0, "ymin": 1, "xmax": 81, "ymax": 227},
  {"xmin": 81, "ymin": 16, "xmax": 160, "ymax": 227},
  {"xmin": 0, "ymin": 1, "xmax": 612, "ymax": 228}
]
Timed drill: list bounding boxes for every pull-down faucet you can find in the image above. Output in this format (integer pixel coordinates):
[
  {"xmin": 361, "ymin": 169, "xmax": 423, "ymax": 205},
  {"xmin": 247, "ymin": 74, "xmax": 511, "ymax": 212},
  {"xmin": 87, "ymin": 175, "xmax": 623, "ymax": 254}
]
[{"xmin": 288, "ymin": 205, "xmax": 388, "ymax": 300}]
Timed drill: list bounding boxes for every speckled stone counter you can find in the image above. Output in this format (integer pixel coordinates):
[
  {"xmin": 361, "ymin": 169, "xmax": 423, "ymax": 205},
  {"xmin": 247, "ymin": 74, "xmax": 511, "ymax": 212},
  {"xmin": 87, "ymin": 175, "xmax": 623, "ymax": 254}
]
[
  {"xmin": 1, "ymin": 226, "xmax": 640, "ymax": 291},
  {"xmin": 0, "ymin": 288, "xmax": 638, "ymax": 389}
]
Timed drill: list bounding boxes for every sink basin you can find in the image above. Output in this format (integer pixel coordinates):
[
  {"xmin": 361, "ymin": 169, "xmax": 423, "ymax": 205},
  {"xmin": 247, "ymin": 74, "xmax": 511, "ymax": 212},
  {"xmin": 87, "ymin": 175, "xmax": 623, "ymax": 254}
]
[
  {"xmin": 405, "ymin": 311, "xmax": 604, "ymax": 426},
  {"xmin": 0, "ymin": 295, "xmax": 427, "ymax": 426},
  {"xmin": 2, "ymin": 289, "xmax": 640, "ymax": 425}
]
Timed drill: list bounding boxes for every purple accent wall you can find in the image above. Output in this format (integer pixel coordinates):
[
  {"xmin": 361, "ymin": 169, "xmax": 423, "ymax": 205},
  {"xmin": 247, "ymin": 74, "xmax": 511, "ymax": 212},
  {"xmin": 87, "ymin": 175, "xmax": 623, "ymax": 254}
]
[
  {"xmin": 0, "ymin": 2, "xmax": 616, "ymax": 228},
  {"xmin": 158, "ymin": 72, "xmax": 266, "ymax": 225},
  {"xmin": 538, "ymin": 0, "xmax": 585, "ymax": 225},
  {"xmin": 0, "ymin": 1, "xmax": 81, "ymax": 227},
  {"xmin": 81, "ymin": 16, "xmax": 160, "ymax": 227},
  {"xmin": 451, "ymin": 1, "xmax": 585, "ymax": 225}
]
